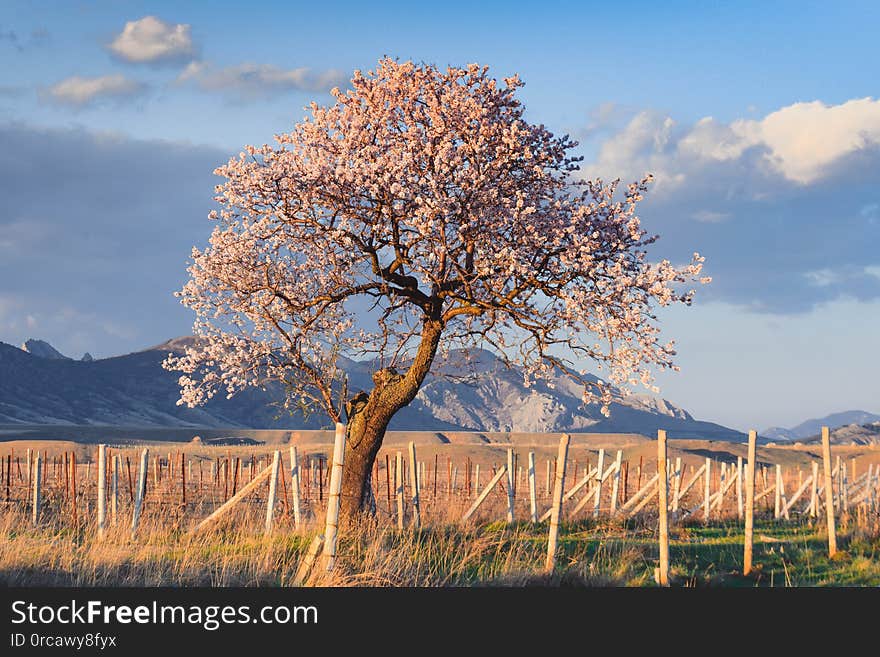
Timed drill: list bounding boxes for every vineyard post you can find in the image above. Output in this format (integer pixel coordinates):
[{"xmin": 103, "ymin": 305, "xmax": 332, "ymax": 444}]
[
  {"xmin": 321, "ymin": 423, "xmax": 346, "ymax": 571},
  {"xmin": 111, "ymin": 455, "xmax": 119, "ymax": 526},
  {"xmin": 71, "ymin": 453, "xmax": 77, "ymax": 526},
  {"xmin": 821, "ymin": 426, "xmax": 837, "ymax": 557},
  {"xmin": 774, "ymin": 465, "xmax": 782, "ymax": 519},
  {"xmin": 703, "ymin": 458, "xmax": 712, "ymax": 523},
  {"xmin": 545, "ymin": 434, "xmax": 570, "ymax": 572},
  {"xmin": 506, "ymin": 448, "xmax": 515, "ymax": 524},
  {"xmin": 264, "ymin": 450, "xmax": 281, "ymax": 535},
  {"xmin": 180, "ymin": 453, "xmax": 186, "ymax": 511},
  {"xmin": 610, "ymin": 450, "xmax": 623, "ymax": 515},
  {"xmin": 657, "ymin": 430, "xmax": 669, "ymax": 586},
  {"xmin": 293, "ymin": 534, "xmax": 325, "ymax": 586},
  {"xmin": 528, "ymin": 451, "xmax": 537, "ymax": 523},
  {"xmin": 462, "ymin": 466, "xmax": 507, "ymax": 522},
  {"xmin": 593, "ymin": 448, "xmax": 606, "ymax": 518},
  {"xmin": 743, "ymin": 430, "xmax": 757, "ymax": 575},
  {"xmin": 131, "ymin": 448, "xmax": 149, "ymax": 538},
  {"xmin": 396, "ymin": 451, "xmax": 405, "ymax": 531},
  {"xmin": 408, "ymin": 442, "xmax": 420, "ymax": 529},
  {"xmin": 736, "ymin": 456, "xmax": 744, "ymax": 520},
  {"xmin": 289, "ymin": 445, "xmax": 302, "ymax": 528},
  {"xmin": 97, "ymin": 444, "xmax": 107, "ymax": 539},
  {"xmin": 31, "ymin": 454, "xmax": 42, "ymax": 525}
]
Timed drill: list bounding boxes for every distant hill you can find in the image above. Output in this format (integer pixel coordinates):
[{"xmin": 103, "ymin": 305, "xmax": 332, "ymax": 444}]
[
  {"xmin": 0, "ymin": 337, "xmax": 744, "ymax": 440},
  {"xmin": 762, "ymin": 410, "xmax": 880, "ymax": 441}
]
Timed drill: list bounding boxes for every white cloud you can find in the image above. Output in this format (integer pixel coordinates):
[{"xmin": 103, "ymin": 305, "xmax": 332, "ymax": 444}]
[
  {"xmin": 47, "ymin": 74, "xmax": 146, "ymax": 107},
  {"xmin": 177, "ymin": 61, "xmax": 346, "ymax": 100},
  {"xmin": 584, "ymin": 97, "xmax": 880, "ymax": 187},
  {"xmin": 579, "ymin": 98, "xmax": 880, "ymax": 314},
  {"xmin": 108, "ymin": 16, "xmax": 195, "ymax": 65}
]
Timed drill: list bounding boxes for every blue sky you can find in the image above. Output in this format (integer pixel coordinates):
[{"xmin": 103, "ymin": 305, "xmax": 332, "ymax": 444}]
[{"xmin": 1, "ymin": 1, "xmax": 878, "ymax": 431}]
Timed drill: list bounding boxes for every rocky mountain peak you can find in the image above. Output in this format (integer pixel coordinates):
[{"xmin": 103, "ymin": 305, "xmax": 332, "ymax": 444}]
[{"xmin": 20, "ymin": 339, "xmax": 70, "ymax": 360}]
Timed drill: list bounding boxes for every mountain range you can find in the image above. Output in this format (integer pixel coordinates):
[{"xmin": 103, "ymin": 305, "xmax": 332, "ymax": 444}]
[
  {"xmin": 762, "ymin": 410, "xmax": 880, "ymax": 441},
  {"xmin": 0, "ymin": 337, "xmax": 745, "ymax": 440}
]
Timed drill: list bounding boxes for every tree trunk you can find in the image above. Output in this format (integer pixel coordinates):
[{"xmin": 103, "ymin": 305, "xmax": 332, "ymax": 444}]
[{"xmin": 338, "ymin": 319, "xmax": 442, "ymax": 525}]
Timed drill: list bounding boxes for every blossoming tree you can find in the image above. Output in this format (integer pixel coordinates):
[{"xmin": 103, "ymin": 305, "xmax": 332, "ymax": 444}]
[{"xmin": 165, "ymin": 58, "xmax": 708, "ymax": 522}]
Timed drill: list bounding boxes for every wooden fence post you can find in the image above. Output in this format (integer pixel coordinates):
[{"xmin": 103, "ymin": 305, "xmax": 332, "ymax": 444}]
[
  {"xmin": 408, "ymin": 442, "xmax": 420, "ymax": 529},
  {"xmin": 396, "ymin": 451, "xmax": 404, "ymax": 530},
  {"xmin": 703, "ymin": 458, "xmax": 711, "ymax": 522},
  {"xmin": 610, "ymin": 451, "xmax": 623, "ymax": 515},
  {"xmin": 593, "ymin": 448, "xmax": 606, "ymax": 518},
  {"xmin": 528, "ymin": 451, "xmax": 537, "ymax": 523},
  {"xmin": 111, "ymin": 455, "xmax": 119, "ymax": 526},
  {"xmin": 264, "ymin": 450, "xmax": 281, "ymax": 535},
  {"xmin": 774, "ymin": 464, "xmax": 782, "ymax": 519},
  {"xmin": 743, "ymin": 430, "xmax": 757, "ymax": 575},
  {"xmin": 545, "ymin": 434, "xmax": 570, "ymax": 572},
  {"xmin": 97, "ymin": 444, "xmax": 107, "ymax": 538},
  {"xmin": 131, "ymin": 448, "xmax": 149, "ymax": 538},
  {"xmin": 462, "ymin": 465, "xmax": 507, "ymax": 521},
  {"xmin": 736, "ymin": 456, "xmax": 744, "ymax": 520},
  {"xmin": 657, "ymin": 430, "xmax": 669, "ymax": 586},
  {"xmin": 31, "ymin": 454, "xmax": 42, "ymax": 525},
  {"xmin": 506, "ymin": 448, "xmax": 515, "ymax": 524},
  {"xmin": 293, "ymin": 534, "xmax": 325, "ymax": 586},
  {"xmin": 289, "ymin": 445, "xmax": 302, "ymax": 528},
  {"xmin": 322, "ymin": 423, "xmax": 346, "ymax": 571},
  {"xmin": 821, "ymin": 426, "xmax": 837, "ymax": 557}
]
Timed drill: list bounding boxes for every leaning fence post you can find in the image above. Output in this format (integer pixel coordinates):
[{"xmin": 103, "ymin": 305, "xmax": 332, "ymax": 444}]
[
  {"xmin": 774, "ymin": 464, "xmax": 782, "ymax": 519},
  {"xmin": 656, "ymin": 430, "xmax": 670, "ymax": 586},
  {"xmin": 408, "ymin": 442, "xmax": 420, "ymax": 529},
  {"xmin": 506, "ymin": 448, "xmax": 515, "ymax": 524},
  {"xmin": 97, "ymin": 444, "xmax": 107, "ymax": 538},
  {"xmin": 462, "ymin": 465, "xmax": 507, "ymax": 521},
  {"xmin": 131, "ymin": 448, "xmax": 149, "ymax": 538},
  {"xmin": 743, "ymin": 430, "xmax": 757, "ymax": 575},
  {"xmin": 528, "ymin": 451, "xmax": 537, "ymax": 523},
  {"xmin": 545, "ymin": 434, "xmax": 570, "ymax": 572},
  {"xmin": 322, "ymin": 423, "xmax": 346, "ymax": 571},
  {"xmin": 31, "ymin": 454, "xmax": 42, "ymax": 525},
  {"xmin": 293, "ymin": 534, "xmax": 325, "ymax": 586},
  {"xmin": 264, "ymin": 450, "xmax": 281, "ymax": 535},
  {"xmin": 821, "ymin": 426, "xmax": 837, "ymax": 558},
  {"xmin": 289, "ymin": 445, "xmax": 302, "ymax": 528}
]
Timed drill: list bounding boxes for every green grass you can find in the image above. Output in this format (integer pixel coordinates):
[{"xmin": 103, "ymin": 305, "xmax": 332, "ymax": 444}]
[{"xmin": 1, "ymin": 507, "xmax": 878, "ymax": 586}]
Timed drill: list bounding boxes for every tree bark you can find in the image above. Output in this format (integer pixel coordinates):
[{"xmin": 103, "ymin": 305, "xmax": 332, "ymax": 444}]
[{"xmin": 338, "ymin": 318, "xmax": 443, "ymax": 525}]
